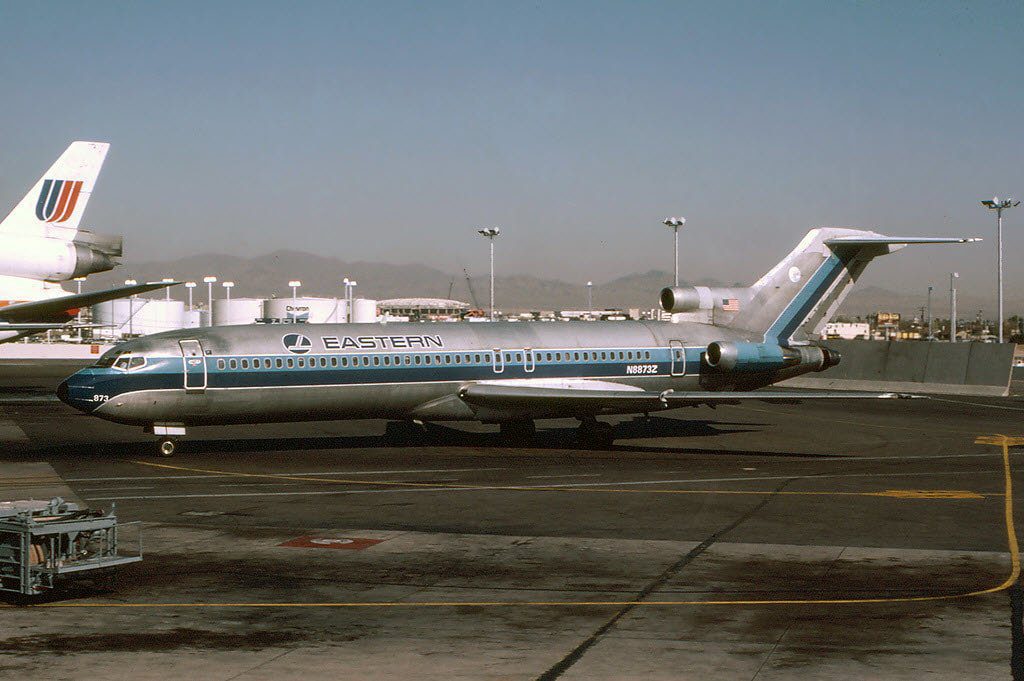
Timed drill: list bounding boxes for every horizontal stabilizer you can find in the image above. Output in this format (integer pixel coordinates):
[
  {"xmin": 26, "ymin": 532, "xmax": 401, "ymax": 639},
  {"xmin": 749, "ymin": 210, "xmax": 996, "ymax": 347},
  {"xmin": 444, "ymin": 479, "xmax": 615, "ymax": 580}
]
[
  {"xmin": 825, "ymin": 236, "xmax": 981, "ymax": 246},
  {"xmin": 0, "ymin": 281, "xmax": 179, "ymax": 323}
]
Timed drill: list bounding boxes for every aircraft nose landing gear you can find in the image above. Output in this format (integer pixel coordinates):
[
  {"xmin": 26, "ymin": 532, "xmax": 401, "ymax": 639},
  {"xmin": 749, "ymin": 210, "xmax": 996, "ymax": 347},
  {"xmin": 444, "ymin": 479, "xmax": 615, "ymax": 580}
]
[{"xmin": 147, "ymin": 424, "xmax": 187, "ymax": 457}]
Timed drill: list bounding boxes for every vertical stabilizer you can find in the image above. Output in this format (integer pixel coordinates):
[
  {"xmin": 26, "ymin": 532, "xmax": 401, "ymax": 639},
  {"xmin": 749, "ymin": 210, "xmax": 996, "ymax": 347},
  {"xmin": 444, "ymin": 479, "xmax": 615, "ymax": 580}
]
[{"xmin": 0, "ymin": 141, "xmax": 110, "ymax": 240}]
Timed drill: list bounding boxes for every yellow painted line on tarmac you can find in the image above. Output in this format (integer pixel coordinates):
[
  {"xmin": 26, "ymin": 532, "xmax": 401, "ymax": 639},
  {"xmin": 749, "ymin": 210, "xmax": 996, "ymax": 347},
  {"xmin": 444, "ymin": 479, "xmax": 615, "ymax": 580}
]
[
  {"xmin": 121, "ymin": 459, "xmax": 984, "ymax": 501},
  {"xmin": 3, "ymin": 434, "xmax": 1016, "ymax": 610}
]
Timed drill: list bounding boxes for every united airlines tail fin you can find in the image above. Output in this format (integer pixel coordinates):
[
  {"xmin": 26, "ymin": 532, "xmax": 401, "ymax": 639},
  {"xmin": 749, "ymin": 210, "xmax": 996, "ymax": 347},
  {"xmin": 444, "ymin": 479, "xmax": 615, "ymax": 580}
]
[
  {"xmin": 662, "ymin": 228, "xmax": 979, "ymax": 344},
  {"xmin": 0, "ymin": 141, "xmax": 110, "ymax": 240}
]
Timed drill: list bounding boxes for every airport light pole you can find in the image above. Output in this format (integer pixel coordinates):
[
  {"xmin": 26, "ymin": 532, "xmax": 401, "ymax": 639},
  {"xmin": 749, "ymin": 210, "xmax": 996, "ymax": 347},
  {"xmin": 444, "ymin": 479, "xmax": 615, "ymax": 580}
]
[
  {"xmin": 662, "ymin": 217, "xmax": 686, "ymax": 287},
  {"xmin": 203, "ymin": 276, "xmax": 217, "ymax": 313},
  {"xmin": 125, "ymin": 278, "xmax": 137, "ymax": 338},
  {"xmin": 289, "ymin": 280, "xmax": 301, "ymax": 301},
  {"xmin": 926, "ymin": 286, "xmax": 933, "ymax": 340},
  {"xmin": 587, "ymin": 281, "xmax": 593, "ymax": 320},
  {"xmin": 949, "ymin": 272, "xmax": 959, "ymax": 343},
  {"xmin": 185, "ymin": 282, "xmax": 196, "ymax": 310},
  {"xmin": 477, "ymin": 227, "xmax": 500, "ymax": 321},
  {"xmin": 73, "ymin": 277, "xmax": 86, "ymax": 339},
  {"xmin": 981, "ymin": 197, "xmax": 1019, "ymax": 343},
  {"xmin": 222, "ymin": 281, "xmax": 234, "ymax": 304},
  {"xmin": 162, "ymin": 278, "xmax": 175, "ymax": 302}
]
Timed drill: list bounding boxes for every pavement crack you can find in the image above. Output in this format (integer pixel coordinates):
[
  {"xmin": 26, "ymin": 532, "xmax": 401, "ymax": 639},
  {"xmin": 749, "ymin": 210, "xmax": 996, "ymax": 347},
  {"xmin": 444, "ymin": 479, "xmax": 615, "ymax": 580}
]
[
  {"xmin": 533, "ymin": 478, "xmax": 795, "ymax": 681},
  {"xmin": 223, "ymin": 647, "xmax": 294, "ymax": 681}
]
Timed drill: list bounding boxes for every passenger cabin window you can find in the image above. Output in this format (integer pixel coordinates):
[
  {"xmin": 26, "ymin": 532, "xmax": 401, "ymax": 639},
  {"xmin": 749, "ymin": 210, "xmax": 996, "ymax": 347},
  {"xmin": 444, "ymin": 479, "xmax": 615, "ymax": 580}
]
[
  {"xmin": 217, "ymin": 359, "xmax": 225, "ymax": 370},
  {"xmin": 341, "ymin": 357, "xmax": 348, "ymax": 367},
  {"xmin": 414, "ymin": 356, "xmax": 421, "ymax": 365},
  {"xmin": 475, "ymin": 354, "xmax": 481, "ymax": 363},
  {"xmin": 286, "ymin": 358, "xmax": 294, "ymax": 368},
  {"xmin": 373, "ymin": 356, "xmax": 380, "ymax": 366},
  {"xmin": 383, "ymin": 356, "xmax": 390, "ymax": 366},
  {"xmin": 331, "ymin": 357, "xmax": 338, "ymax": 368},
  {"xmin": 241, "ymin": 359, "xmax": 249, "ymax": 369},
  {"xmin": 229, "ymin": 359, "xmax": 238, "ymax": 370},
  {"xmin": 454, "ymin": 355, "xmax": 461, "ymax": 364},
  {"xmin": 515, "ymin": 353, "xmax": 523, "ymax": 362},
  {"xmin": 276, "ymin": 358, "xmax": 283, "ymax": 368}
]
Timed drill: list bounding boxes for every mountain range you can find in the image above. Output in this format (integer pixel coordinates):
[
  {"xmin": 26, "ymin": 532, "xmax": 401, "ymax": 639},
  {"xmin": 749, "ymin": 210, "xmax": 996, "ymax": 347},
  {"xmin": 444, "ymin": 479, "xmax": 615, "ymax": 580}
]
[{"xmin": 85, "ymin": 250, "xmax": 1022, "ymax": 321}]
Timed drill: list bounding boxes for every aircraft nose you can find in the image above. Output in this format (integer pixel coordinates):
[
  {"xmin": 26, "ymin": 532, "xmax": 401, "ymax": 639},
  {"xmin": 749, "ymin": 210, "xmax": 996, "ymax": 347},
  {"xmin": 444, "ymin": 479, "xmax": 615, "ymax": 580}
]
[{"xmin": 56, "ymin": 379, "xmax": 70, "ymax": 404}]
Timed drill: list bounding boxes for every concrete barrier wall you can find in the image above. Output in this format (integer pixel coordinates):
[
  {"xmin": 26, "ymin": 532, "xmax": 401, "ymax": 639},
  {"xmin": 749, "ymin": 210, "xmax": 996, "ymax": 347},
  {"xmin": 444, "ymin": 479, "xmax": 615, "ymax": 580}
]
[{"xmin": 780, "ymin": 340, "xmax": 1015, "ymax": 397}]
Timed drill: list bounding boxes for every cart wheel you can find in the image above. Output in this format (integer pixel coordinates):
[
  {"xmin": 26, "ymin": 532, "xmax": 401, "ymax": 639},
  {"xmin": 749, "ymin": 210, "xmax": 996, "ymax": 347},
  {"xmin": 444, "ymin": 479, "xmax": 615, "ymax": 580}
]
[{"xmin": 159, "ymin": 439, "xmax": 177, "ymax": 457}]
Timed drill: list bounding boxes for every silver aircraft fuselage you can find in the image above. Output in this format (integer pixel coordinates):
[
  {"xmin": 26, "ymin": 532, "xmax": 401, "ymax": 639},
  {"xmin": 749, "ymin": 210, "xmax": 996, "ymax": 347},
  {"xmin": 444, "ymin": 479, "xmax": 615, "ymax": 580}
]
[{"xmin": 58, "ymin": 320, "xmax": 807, "ymax": 427}]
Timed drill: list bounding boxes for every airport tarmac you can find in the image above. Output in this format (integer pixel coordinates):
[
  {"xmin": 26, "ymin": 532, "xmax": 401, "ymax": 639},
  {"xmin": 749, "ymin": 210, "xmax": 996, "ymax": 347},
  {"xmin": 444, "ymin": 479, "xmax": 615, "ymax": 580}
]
[{"xmin": 2, "ymin": 381, "xmax": 1024, "ymax": 679}]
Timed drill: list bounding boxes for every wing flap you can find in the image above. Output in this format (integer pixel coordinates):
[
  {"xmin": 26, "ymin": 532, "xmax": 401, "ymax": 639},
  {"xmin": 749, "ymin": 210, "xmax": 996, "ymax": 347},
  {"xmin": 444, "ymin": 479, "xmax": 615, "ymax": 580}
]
[{"xmin": 459, "ymin": 383, "xmax": 917, "ymax": 414}]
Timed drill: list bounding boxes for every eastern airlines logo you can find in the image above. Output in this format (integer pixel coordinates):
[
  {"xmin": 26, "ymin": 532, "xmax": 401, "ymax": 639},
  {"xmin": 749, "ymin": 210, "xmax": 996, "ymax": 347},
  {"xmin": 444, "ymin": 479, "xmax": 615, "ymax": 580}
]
[
  {"xmin": 322, "ymin": 334, "xmax": 443, "ymax": 350},
  {"xmin": 35, "ymin": 179, "xmax": 84, "ymax": 223},
  {"xmin": 282, "ymin": 333, "xmax": 313, "ymax": 354}
]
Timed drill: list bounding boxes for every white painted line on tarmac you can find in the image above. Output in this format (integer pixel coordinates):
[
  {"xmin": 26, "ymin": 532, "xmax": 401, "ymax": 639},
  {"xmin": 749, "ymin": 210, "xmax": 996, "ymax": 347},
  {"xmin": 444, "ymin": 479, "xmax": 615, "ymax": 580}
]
[
  {"xmin": 66, "ymin": 466, "xmax": 508, "ymax": 482},
  {"xmin": 526, "ymin": 474, "xmax": 602, "ymax": 479},
  {"xmin": 85, "ymin": 487, "xmax": 453, "ymax": 501},
  {"xmin": 929, "ymin": 396, "xmax": 1024, "ymax": 411},
  {"xmin": 83, "ymin": 468, "xmax": 1002, "ymax": 502},
  {"xmin": 77, "ymin": 486, "xmax": 158, "ymax": 492}
]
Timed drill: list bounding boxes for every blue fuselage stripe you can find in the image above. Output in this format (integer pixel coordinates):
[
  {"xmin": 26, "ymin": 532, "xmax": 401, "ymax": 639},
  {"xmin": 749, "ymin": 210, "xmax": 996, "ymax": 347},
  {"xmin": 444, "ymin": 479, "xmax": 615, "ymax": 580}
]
[
  {"xmin": 68, "ymin": 346, "xmax": 704, "ymax": 401},
  {"xmin": 764, "ymin": 253, "xmax": 848, "ymax": 343}
]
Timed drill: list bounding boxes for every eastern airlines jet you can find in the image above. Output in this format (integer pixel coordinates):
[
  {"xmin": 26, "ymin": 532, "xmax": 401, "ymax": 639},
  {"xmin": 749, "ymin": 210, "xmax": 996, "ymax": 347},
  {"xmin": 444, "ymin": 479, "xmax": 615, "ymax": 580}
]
[
  {"xmin": 0, "ymin": 142, "xmax": 175, "ymax": 343},
  {"xmin": 58, "ymin": 228, "xmax": 976, "ymax": 455}
]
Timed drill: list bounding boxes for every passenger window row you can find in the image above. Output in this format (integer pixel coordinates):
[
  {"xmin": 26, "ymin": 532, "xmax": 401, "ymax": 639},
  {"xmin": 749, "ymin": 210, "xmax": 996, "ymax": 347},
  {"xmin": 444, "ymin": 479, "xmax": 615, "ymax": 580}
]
[{"xmin": 212, "ymin": 349, "xmax": 654, "ymax": 371}]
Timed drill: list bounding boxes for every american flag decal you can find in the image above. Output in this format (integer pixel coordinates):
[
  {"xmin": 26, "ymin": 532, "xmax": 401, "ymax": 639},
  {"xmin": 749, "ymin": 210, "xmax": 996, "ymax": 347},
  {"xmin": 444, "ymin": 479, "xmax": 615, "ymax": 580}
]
[{"xmin": 722, "ymin": 298, "xmax": 740, "ymax": 312}]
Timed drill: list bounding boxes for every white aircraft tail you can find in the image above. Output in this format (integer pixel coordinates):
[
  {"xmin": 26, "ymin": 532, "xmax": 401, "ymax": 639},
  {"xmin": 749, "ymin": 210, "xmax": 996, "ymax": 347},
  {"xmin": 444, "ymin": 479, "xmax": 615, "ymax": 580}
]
[
  {"xmin": 0, "ymin": 141, "xmax": 110, "ymax": 240},
  {"xmin": 721, "ymin": 228, "xmax": 979, "ymax": 344}
]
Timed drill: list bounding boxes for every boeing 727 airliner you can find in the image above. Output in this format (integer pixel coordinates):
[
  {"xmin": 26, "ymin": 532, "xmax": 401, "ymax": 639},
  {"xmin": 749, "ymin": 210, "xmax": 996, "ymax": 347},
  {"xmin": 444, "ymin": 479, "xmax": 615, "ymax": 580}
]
[{"xmin": 58, "ymin": 227, "xmax": 977, "ymax": 455}]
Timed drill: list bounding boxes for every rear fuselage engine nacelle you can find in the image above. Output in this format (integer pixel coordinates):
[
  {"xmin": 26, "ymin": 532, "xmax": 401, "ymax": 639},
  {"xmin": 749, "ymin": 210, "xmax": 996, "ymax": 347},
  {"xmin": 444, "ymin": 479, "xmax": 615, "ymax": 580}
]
[
  {"xmin": 0, "ymin": 234, "xmax": 116, "ymax": 282},
  {"xmin": 705, "ymin": 341, "xmax": 840, "ymax": 373}
]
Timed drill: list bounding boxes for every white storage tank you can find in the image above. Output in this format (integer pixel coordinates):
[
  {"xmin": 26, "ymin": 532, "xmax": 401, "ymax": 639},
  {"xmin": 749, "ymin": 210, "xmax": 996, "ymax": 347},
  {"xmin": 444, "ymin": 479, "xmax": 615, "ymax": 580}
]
[
  {"xmin": 212, "ymin": 298, "xmax": 265, "ymax": 326},
  {"xmin": 263, "ymin": 297, "xmax": 345, "ymax": 323},
  {"xmin": 351, "ymin": 298, "xmax": 378, "ymax": 323},
  {"xmin": 183, "ymin": 309, "xmax": 206, "ymax": 329},
  {"xmin": 91, "ymin": 299, "xmax": 185, "ymax": 338}
]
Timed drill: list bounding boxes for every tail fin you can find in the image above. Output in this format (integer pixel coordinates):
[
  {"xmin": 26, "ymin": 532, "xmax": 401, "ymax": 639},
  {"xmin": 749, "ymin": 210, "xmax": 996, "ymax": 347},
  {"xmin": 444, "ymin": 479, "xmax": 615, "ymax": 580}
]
[
  {"xmin": 0, "ymin": 141, "xmax": 110, "ymax": 240},
  {"xmin": 721, "ymin": 228, "xmax": 979, "ymax": 344}
]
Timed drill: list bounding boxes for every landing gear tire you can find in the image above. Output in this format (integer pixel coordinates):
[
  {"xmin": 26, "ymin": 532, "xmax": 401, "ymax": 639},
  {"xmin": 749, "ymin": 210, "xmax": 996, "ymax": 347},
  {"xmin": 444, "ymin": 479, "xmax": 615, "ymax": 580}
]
[
  {"xmin": 158, "ymin": 439, "xmax": 177, "ymax": 457},
  {"xmin": 499, "ymin": 420, "xmax": 536, "ymax": 443},
  {"xmin": 577, "ymin": 418, "xmax": 614, "ymax": 449}
]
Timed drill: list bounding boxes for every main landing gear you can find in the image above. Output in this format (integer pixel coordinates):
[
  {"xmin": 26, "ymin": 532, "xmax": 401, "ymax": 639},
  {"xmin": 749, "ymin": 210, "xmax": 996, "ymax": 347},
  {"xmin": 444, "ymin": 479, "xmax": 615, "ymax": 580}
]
[
  {"xmin": 576, "ymin": 416, "xmax": 615, "ymax": 449},
  {"xmin": 498, "ymin": 420, "xmax": 536, "ymax": 443}
]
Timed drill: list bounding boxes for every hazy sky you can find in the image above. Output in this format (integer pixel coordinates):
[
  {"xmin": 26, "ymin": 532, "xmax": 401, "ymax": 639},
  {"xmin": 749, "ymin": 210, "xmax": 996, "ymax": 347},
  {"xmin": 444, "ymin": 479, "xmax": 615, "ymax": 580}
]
[{"xmin": 1, "ymin": 1, "xmax": 1021, "ymax": 306}]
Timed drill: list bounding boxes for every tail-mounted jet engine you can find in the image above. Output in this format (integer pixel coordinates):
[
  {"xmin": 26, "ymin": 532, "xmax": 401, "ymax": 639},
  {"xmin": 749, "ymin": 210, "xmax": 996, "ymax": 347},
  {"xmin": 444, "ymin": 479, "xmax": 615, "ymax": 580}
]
[
  {"xmin": 0, "ymin": 234, "xmax": 120, "ymax": 282},
  {"xmin": 705, "ymin": 341, "xmax": 841, "ymax": 373}
]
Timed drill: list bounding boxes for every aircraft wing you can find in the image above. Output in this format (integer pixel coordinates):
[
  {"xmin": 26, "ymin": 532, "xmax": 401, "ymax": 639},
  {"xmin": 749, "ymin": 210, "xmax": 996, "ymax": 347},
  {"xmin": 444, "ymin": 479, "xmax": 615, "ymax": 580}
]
[
  {"xmin": 459, "ymin": 383, "xmax": 917, "ymax": 414},
  {"xmin": 0, "ymin": 281, "xmax": 180, "ymax": 323}
]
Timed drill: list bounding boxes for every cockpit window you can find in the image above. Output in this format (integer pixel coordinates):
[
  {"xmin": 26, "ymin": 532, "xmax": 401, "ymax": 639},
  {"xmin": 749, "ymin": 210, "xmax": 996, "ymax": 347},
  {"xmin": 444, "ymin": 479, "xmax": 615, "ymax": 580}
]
[
  {"xmin": 100, "ymin": 352, "xmax": 146, "ymax": 372},
  {"xmin": 94, "ymin": 350, "xmax": 125, "ymax": 368}
]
